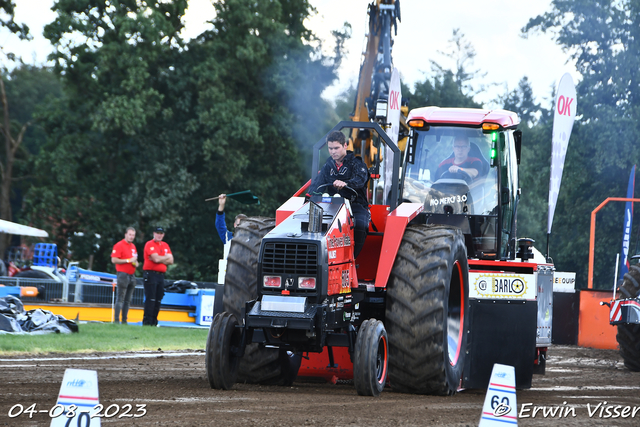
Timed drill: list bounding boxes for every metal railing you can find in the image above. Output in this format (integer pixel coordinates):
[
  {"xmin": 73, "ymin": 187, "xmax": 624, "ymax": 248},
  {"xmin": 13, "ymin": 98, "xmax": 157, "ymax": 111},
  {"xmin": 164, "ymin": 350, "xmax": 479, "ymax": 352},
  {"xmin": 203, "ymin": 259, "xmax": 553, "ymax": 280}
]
[
  {"xmin": 0, "ymin": 277, "xmax": 64, "ymax": 302},
  {"xmin": 1, "ymin": 276, "xmax": 220, "ymax": 306}
]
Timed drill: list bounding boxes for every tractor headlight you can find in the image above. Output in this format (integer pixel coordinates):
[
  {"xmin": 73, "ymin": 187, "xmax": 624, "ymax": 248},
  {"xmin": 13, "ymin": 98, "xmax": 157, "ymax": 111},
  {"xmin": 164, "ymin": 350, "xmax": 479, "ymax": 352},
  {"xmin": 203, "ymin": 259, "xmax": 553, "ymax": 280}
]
[
  {"xmin": 263, "ymin": 276, "xmax": 281, "ymax": 288},
  {"xmin": 298, "ymin": 277, "xmax": 316, "ymax": 289}
]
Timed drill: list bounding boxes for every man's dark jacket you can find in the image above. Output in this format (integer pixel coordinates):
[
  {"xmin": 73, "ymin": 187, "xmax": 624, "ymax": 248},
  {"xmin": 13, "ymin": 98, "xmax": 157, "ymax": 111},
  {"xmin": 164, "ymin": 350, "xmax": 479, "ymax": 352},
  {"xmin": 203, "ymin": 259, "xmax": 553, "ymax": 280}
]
[{"xmin": 309, "ymin": 151, "xmax": 369, "ymax": 206}]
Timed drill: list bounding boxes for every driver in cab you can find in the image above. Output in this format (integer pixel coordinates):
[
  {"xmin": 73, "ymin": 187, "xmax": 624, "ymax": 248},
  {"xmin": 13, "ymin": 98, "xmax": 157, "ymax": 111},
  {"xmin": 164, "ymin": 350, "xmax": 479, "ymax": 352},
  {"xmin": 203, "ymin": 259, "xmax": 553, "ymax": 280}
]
[
  {"xmin": 309, "ymin": 130, "xmax": 369, "ymax": 258},
  {"xmin": 435, "ymin": 136, "xmax": 482, "ymax": 183}
]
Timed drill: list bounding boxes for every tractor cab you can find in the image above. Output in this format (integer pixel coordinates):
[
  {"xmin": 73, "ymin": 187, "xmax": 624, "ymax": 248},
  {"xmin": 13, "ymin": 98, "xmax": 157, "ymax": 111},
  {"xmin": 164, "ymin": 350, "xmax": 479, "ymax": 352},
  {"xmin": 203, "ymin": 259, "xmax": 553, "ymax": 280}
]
[{"xmin": 403, "ymin": 107, "xmax": 522, "ymax": 260}]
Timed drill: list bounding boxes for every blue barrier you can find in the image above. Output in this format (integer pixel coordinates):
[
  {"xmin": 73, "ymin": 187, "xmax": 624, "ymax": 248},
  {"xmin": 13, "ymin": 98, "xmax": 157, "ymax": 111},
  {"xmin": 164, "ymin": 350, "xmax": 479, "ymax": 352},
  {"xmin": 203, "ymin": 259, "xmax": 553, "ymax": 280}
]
[
  {"xmin": 161, "ymin": 291, "xmax": 198, "ymax": 307},
  {"xmin": 67, "ymin": 266, "xmax": 116, "ymax": 285},
  {"xmin": 0, "ymin": 286, "xmax": 21, "ymax": 298},
  {"xmin": 194, "ymin": 289, "xmax": 217, "ymax": 325},
  {"xmin": 3, "ymin": 268, "xmax": 223, "ymax": 327},
  {"xmin": 156, "ymin": 288, "xmax": 220, "ymax": 326}
]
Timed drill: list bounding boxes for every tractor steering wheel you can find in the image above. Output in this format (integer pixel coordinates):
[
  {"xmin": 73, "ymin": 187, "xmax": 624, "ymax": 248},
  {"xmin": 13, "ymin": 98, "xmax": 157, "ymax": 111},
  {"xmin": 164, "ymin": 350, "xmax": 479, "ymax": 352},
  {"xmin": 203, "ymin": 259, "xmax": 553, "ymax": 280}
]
[
  {"xmin": 439, "ymin": 170, "xmax": 473, "ymax": 184},
  {"xmin": 315, "ymin": 183, "xmax": 358, "ymax": 200}
]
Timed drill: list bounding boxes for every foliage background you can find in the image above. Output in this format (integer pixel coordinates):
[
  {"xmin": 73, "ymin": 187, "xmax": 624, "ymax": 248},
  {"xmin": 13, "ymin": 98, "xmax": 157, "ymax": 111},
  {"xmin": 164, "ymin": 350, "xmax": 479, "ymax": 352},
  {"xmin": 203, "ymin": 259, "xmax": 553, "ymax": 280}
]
[{"xmin": 2, "ymin": 0, "xmax": 639, "ymax": 289}]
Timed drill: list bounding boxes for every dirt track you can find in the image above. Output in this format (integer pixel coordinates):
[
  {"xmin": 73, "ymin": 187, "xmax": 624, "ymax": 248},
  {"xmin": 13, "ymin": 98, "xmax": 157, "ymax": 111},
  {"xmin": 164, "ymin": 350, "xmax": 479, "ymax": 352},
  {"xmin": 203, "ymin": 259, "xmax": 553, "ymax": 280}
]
[{"xmin": 1, "ymin": 345, "xmax": 639, "ymax": 426}]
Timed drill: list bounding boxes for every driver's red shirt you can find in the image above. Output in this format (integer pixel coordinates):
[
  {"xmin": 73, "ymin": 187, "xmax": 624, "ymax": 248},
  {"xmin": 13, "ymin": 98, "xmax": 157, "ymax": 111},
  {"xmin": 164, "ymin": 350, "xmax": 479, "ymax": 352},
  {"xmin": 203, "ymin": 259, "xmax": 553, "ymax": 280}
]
[
  {"xmin": 436, "ymin": 157, "xmax": 483, "ymax": 180},
  {"xmin": 143, "ymin": 240, "xmax": 172, "ymax": 273}
]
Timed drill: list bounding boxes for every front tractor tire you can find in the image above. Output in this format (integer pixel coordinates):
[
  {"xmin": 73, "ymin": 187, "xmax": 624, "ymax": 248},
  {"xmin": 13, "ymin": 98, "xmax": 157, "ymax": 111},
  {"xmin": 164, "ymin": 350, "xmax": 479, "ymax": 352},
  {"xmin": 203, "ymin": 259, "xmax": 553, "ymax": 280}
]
[
  {"xmin": 354, "ymin": 319, "xmax": 389, "ymax": 397},
  {"xmin": 617, "ymin": 265, "xmax": 640, "ymax": 371},
  {"xmin": 223, "ymin": 217, "xmax": 300, "ymax": 384},
  {"xmin": 386, "ymin": 225, "xmax": 469, "ymax": 395},
  {"xmin": 206, "ymin": 312, "xmax": 241, "ymax": 390}
]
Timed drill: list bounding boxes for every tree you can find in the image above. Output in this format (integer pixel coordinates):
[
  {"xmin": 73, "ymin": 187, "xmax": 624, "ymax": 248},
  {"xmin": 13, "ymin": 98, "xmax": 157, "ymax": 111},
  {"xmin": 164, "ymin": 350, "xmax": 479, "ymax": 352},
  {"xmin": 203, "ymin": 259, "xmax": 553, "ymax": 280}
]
[
  {"xmin": 21, "ymin": 0, "xmax": 192, "ymax": 269},
  {"xmin": 164, "ymin": 0, "xmax": 344, "ymax": 279},
  {"xmin": 432, "ymin": 29, "xmax": 487, "ymax": 97},
  {"xmin": 523, "ymin": 0, "xmax": 640, "ymax": 288},
  {"xmin": 0, "ymin": 66, "xmax": 62, "ymax": 257},
  {"xmin": 0, "ymin": 0, "xmax": 31, "ymax": 256},
  {"xmin": 497, "ymin": 77, "xmax": 548, "ymax": 261},
  {"xmin": 25, "ymin": 0, "xmax": 344, "ymax": 279},
  {"xmin": 408, "ymin": 30, "xmax": 483, "ymax": 110},
  {"xmin": 499, "ymin": 77, "xmax": 542, "ymax": 128},
  {"xmin": 410, "ymin": 70, "xmax": 482, "ymax": 110},
  {"xmin": 0, "ymin": 0, "xmax": 29, "ymax": 41},
  {"xmin": 0, "ymin": 75, "xmax": 29, "ymax": 255}
]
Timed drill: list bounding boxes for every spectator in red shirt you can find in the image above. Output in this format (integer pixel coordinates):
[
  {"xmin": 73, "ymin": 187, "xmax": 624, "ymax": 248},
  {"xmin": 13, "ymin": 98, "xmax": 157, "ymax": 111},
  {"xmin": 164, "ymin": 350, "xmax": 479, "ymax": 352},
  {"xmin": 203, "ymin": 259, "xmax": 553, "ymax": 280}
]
[
  {"xmin": 142, "ymin": 227, "xmax": 174, "ymax": 326},
  {"xmin": 111, "ymin": 227, "xmax": 139, "ymax": 324}
]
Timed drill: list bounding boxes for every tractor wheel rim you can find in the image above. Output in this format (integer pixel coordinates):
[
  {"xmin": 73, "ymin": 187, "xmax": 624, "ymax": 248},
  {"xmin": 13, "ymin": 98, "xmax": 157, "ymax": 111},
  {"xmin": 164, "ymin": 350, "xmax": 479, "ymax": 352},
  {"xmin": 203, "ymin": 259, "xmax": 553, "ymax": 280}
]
[
  {"xmin": 448, "ymin": 260, "xmax": 464, "ymax": 366},
  {"xmin": 376, "ymin": 335, "xmax": 388, "ymax": 384}
]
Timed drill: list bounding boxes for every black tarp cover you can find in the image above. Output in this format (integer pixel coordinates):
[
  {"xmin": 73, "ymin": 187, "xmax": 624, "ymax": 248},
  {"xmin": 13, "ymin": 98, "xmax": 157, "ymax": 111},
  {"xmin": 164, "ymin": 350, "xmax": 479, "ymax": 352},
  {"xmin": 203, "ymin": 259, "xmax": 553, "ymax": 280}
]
[
  {"xmin": 0, "ymin": 296, "xmax": 79, "ymax": 334},
  {"xmin": 164, "ymin": 280, "xmax": 197, "ymax": 293}
]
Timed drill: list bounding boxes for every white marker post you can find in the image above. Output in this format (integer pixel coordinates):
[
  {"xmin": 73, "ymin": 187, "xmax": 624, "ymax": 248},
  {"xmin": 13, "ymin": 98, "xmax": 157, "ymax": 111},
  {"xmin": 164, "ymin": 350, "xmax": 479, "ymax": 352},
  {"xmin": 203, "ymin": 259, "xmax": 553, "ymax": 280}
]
[
  {"xmin": 111, "ymin": 278, "xmax": 116, "ymax": 323},
  {"xmin": 479, "ymin": 363, "xmax": 517, "ymax": 426},
  {"xmin": 51, "ymin": 369, "xmax": 101, "ymax": 427}
]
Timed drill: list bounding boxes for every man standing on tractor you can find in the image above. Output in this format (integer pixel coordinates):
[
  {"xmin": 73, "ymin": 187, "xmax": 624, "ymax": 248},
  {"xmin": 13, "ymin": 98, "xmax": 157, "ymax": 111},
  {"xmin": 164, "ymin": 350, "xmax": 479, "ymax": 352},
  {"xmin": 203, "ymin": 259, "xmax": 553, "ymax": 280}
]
[{"xmin": 309, "ymin": 130, "xmax": 370, "ymax": 258}]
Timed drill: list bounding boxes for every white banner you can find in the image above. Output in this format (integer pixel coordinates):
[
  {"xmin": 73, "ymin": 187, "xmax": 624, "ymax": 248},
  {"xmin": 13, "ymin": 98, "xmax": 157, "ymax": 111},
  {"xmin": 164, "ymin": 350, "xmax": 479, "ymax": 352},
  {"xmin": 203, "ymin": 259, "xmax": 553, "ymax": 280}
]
[
  {"xmin": 548, "ymin": 73, "xmax": 577, "ymax": 234},
  {"xmin": 384, "ymin": 68, "xmax": 402, "ymax": 202}
]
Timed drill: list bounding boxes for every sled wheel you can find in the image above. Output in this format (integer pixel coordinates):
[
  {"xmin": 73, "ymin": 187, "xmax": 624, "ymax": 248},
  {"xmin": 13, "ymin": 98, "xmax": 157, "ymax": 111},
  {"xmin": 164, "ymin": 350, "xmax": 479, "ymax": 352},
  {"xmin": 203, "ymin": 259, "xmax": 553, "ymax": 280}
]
[
  {"xmin": 205, "ymin": 312, "xmax": 241, "ymax": 389},
  {"xmin": 354, "ymin": 319, "xmax": 388, "ymax": 397}
]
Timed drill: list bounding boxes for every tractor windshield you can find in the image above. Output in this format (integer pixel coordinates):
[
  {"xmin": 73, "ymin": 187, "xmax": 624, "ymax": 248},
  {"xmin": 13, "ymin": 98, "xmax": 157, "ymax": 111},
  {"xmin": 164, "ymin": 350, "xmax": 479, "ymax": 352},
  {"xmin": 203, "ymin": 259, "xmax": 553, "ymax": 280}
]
[{"xmin": 403, "ymin": 126, "xmax": 498, "ymax": 216}]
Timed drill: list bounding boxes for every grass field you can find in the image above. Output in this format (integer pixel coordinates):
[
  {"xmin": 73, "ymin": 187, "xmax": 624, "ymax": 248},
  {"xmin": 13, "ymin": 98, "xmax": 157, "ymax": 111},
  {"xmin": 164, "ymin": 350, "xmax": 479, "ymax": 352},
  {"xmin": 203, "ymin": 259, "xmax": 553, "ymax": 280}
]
[{"xmin": 0, "ymin": 322, "xmax": 208, "ymax": 355}]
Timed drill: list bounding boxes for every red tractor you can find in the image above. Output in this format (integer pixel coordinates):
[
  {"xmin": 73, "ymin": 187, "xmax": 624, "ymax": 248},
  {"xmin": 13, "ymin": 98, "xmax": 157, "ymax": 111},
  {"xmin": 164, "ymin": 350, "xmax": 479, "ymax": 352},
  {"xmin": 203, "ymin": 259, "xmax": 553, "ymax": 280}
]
[{"xmin": 206, "ymin": 108, "xmax": 553, "ymax": 396}]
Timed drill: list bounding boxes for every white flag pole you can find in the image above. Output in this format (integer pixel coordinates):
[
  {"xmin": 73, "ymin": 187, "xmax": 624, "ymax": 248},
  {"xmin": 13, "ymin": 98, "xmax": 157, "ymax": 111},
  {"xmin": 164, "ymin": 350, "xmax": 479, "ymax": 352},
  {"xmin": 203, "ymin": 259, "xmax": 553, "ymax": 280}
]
[{"xmin": 547, "ymin": 73, "xmax": 577, "ymax": 260}]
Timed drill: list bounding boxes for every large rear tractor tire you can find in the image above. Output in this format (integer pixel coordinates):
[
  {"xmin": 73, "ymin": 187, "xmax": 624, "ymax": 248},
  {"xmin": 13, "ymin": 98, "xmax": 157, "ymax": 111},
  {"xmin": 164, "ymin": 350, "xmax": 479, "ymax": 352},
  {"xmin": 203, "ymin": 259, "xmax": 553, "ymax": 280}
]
[
  {"xmin": 385, "ymin": 224, "xmax": 469, "ymax": 395},
  {"xmin": 354, "ymin": 319, "xmax": 388, "ymax": 397},
  {"xmin": 617, "ymin": 265, "xmax": 640, "ymax": 372},
  {"xmin": 206, "ymin": 312, "xmax": 241, "ymax": 389},
  {"xmin": 223, "ymin": 217, "xmax": 301, "ymax": 384}
]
